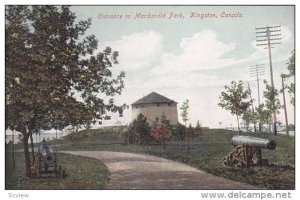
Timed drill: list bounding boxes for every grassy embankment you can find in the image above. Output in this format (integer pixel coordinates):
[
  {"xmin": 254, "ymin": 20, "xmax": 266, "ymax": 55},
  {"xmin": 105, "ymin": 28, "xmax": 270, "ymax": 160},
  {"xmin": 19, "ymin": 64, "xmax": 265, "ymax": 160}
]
[
  {"xmin": 12, "ymin": 127, "xmax": 295, "ymax": 189},
  {"xmin": 5, "ymin": 147, "xmax": 109, "ymax": 189}
]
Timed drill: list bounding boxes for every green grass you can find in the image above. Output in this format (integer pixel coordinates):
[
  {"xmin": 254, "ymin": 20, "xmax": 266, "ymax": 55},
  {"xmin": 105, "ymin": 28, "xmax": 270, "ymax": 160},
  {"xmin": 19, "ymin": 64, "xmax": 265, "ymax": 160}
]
[
  {"xmin": 13, "ymin": 128, "xmax": 295, "ymax": 189},
  {"xmin": 5, "ymin": 150, "xmax": 109, "ymax": 189}
]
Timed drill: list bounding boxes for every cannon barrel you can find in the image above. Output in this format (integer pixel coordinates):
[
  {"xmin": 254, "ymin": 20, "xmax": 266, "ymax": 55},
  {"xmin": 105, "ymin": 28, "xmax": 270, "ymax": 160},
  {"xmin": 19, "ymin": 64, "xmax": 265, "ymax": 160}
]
[
  {"xmin": 231, "ymin": 135, "xmax": 276, "ymax": 150},
  {"xmin": 38, "ymin": 144, "xmax": 56, "ymax": 165}
]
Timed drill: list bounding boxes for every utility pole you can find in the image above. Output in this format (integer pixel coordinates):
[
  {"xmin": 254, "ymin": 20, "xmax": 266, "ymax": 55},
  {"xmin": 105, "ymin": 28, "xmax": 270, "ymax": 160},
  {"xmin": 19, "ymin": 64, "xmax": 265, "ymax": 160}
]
[
  {"xmin": 281, "ymin": 74, "xmax": 289, "ymax": 137},
  {"xmin": 249, "ymin": 64, "xmax": 265, "ymax": 131},
  {"xmin": 256, "ymin": 25, "xmax": 281, "ymax": 135},
  {"xmin": 247, "ymin": 81, "xmax": 257, "ymax": 132},
  {"xmin": 249, "ymin": 64, "xmax": 265, "ymax": 107}
]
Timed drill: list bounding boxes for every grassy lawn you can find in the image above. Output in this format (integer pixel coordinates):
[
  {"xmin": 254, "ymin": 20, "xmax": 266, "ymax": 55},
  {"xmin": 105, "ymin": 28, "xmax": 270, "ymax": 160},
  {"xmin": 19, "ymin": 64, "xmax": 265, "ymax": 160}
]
[
  {"xmin": 11, "ymin": 128, "xmax": 295, "ymax": 189},
  {"xmin": 5, "ymin": 149, "xmax": 109, "ymax": 189}
]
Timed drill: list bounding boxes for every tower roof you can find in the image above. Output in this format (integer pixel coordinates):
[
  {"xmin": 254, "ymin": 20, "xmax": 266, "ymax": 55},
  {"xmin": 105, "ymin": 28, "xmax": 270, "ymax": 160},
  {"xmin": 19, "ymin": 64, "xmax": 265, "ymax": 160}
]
[{"xmin": 132, "ymin": 92, "xmax": 176, "ymax": 105}]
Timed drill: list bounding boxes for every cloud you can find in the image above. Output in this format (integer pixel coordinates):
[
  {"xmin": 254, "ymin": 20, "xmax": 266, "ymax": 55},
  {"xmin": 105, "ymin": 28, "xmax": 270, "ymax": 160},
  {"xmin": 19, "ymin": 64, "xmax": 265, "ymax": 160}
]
[
  {"xmin": 127, "ymin": 72, "xmax": 232, "ymax": 90},
  {"xmin": 281, "ymin": 25, "xmax": 292, "ymax": 42},
  {"xmin": 116, "ymin": 30, "xmax": 257, "ymax": 91},
  {"xmin": 151, "ymin": 30, "xmax": 237, "ymax": 74},
  {"xmin": 101, "ymin": 31, "xmax": 163, "ymax": 71}
]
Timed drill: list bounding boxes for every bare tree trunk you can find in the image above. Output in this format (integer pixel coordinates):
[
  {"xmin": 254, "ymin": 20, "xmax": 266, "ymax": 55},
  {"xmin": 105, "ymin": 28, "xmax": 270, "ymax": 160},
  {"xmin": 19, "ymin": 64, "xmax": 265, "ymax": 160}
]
[
  {"xmin": 259, "ymin": 123, "xmax": 262, "ymax": 132},
  {"xmin": 236, "ymin": 115, "xmax": 240, "ymax": 135},
  {"xmin": 23, "ymin": 132, "xmax": 31, "ymax": 177},
  {"xmin": 29, "ymin": 132, "xmax": 35, "ymax": 163},
  {"xmin": 127, "ymin": 131, "xmax": 130, "ymax": 146},
  {"xmin": 184, "ymin": 121, "xmax": 188, "ymax": 152}
]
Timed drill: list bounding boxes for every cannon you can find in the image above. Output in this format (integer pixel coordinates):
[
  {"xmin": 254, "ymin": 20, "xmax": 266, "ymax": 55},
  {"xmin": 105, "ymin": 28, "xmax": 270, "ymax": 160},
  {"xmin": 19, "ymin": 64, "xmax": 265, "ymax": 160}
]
[
  {"xmin": 38, "ymin": 144, "xmax": 56, "ymax": 166},
  {"xmin": 31, "ymin": 142, "xmax": 64, "ymax": 178},
  {"xmin": 223, "ymin": 136, "xmax": 276, "ymax": 167}
]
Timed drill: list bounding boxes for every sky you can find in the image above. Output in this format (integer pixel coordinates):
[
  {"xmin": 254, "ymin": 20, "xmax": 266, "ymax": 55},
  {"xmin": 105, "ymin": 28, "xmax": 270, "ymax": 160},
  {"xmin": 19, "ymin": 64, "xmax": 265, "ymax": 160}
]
[{"xmin": 70, "ymin": 5, "xmax": 295, "ymax": 128}]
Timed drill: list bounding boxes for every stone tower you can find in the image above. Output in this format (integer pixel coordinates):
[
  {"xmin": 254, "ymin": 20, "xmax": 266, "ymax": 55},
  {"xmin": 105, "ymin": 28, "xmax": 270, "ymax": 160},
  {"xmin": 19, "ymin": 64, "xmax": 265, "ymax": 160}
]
[{"xmin": 131, "ymin": 92, "xmax": 178, "ymax": 125}]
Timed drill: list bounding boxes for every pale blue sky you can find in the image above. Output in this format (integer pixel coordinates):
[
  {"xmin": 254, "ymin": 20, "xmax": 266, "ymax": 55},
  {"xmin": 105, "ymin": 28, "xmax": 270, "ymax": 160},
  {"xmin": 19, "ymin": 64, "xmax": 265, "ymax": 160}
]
[{"xmin": 71, "ymin": 5, "xmax": 295, "ymax": 128}]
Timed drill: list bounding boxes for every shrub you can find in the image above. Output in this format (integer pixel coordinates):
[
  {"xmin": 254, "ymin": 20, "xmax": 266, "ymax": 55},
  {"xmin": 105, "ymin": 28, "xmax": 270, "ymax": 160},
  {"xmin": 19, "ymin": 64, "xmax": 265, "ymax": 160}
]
[
  {"xmin": 194, "ymin": 120, "xmax": 203, "ymax": 136},
  {"xmin": 172, "ymin": 123, "xmax": 186, "ymax": 140},
  {"xmin": 151, "ymin": 123, "xmax": 172, "ymax": 149},
  {"xmin": 126, "ymin": 114, "xmax": 151, "ymax": 145}
]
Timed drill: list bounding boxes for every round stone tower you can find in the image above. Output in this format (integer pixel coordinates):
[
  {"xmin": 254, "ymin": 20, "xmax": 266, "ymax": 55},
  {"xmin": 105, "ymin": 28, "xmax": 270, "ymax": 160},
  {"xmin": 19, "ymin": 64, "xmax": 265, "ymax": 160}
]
[{"xmin": 131, "ymin": 92, "xmax": 178, "ymax": 125}]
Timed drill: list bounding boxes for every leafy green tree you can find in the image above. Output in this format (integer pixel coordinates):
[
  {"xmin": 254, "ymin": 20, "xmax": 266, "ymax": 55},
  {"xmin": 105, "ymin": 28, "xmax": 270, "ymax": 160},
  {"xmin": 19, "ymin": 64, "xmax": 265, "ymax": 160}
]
[
  {"xmin": 263, "ymin": 80, "xmax": 281, "ymax": 134},
  {"xmin": 242, "ymin": 108, "xmax": 258, "ymax": 132},
  {"xmin": 127, "ymin": 114, "xmax": 151, "ymax": 145},
  {"xmin": 286, "ymin": 50, "xmax": 295, "ymax": 106},
  {"xmin": 218, "ymin": 81, "xmax": 252, "ymax": 134},
  {"xmin": 180, "ymin": 100, "xmax": 190, "ymax": 151},
  {"xmin": 155, "ymin": 113, "xmax": 172, "ymax": 128},
  {"xmin": 263, "ymin": 80, "xmax": 281, "ymax": 115},
  {"xmin": 187, "ymin": 123, "xmax": 195, "ymax": 135},
  {"xmin": 5, "ymin": 6, "xmax": 126, "ymax": 177},
  {"xmin": 180, "ymin": 100, "xmax": 189, "ymax": 126},
  {"xmin": 195, "ymin": 120, "xmax": 203, "ymax": 135},
  {"xmin": 172, "ymin": 123, "xmax": 186, "ymax": 140},
  {"xmin": 287, "ymin": 50, "xmax": 295, "ymax": 77},
  {"xmin": 256, "ymin": 104, "xmax": 273, "ymax": 133},
  {"xmin": 288, "ymin": 83, "xmax": 295, "ymax": 106}
]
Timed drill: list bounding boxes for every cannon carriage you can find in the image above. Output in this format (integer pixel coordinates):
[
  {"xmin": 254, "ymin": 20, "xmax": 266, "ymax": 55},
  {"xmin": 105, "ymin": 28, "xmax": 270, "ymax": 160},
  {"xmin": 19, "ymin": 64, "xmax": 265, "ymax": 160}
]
[
  {"xmin": 31, "ymin": 143, "xmax": 64, "ymax": 178},
  {"xmin": 223, "ymin": 135, "xmax": 276, "ymax": 167}
]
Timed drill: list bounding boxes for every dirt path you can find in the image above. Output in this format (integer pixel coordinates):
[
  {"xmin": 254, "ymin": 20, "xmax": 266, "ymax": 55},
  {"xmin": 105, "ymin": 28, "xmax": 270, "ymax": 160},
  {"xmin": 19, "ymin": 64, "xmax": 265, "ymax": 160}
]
[{"xmin": 62, "ymin": 151, "xmax": 259, "ymax": 189}]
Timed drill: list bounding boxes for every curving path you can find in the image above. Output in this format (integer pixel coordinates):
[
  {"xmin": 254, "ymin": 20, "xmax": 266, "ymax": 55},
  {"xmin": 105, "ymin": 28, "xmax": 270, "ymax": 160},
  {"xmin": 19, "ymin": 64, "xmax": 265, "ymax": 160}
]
[{"xmin": 62, "ymin": 151, "xmax": 259, "ymax": 190}]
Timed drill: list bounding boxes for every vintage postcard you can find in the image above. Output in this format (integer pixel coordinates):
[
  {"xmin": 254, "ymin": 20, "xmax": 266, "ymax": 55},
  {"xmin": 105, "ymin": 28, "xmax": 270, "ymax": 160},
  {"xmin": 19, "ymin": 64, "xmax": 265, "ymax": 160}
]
[{"xmin": 5, "ymin": 4, "xmax": 295, "ymax": 196}]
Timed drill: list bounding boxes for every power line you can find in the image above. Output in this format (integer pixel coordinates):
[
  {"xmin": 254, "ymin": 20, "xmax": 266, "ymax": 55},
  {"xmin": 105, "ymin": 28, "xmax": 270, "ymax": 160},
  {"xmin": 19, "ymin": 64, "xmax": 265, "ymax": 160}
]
[
  {"xmin": 255, "ymin": 25, "xmax": 282, "ymax": 135},
  {"xmin": 249, "ymin": 64, "xmax": 266, "ymax": 107}
]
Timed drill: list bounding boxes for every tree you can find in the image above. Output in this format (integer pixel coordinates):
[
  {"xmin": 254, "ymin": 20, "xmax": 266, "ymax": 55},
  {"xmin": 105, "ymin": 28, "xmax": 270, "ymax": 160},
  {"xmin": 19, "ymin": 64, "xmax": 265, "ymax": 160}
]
[
  {"xmin": 172, "ymin": 123, "xmax": 186, "ymax": 140},
  {"xmin": 242, "ymin": 108, "xmax": 258, "ymax": 132},
  {"xmin": 256, "ymin": 104, "xmax": 273, "ymax": 133},
  {"xmin": 180, "ymin": 99, "xmax": 189, "ymax": 151},
  {"xmin": 195, "ymin": 120, "xmax": 203, "ymax": 135},
  {"xmin": 151, "ymin": 123, "xmax": 172, "ymax": 149},
  {"xmin": 263, "ymin": 80, "xmax": 281, "ymax": 134},
  {"xmin": 187, "ymin": 123, "xmax": 195, "ymax": 135},
  {"xmin": 288, "ymin": 82, "xmax": 295, "ymax": 106},
  {"xmin": 287, "ymin": 50, "xmax": 295, "ymax": 77},
  {"xmin": 180, "ymin": 100, "xmax": 189, "ymax": 126},
  {"xmin": 5, "ymin": 6, "xmax": 127, "ymax": 177},
  {"xmin": 286, "ymin": 50, "xmax": 295, "ymax": 106},
  {"xmin": 218, "ymin": 81, "xmax": 252, "ymax": 134},
  {"xmin": 127, "ymin": 114, "xmax": 151, "ymax": 145},
  {"xmin": 280, "ymin": 74, "xmax": 289, "ymax": 136}
]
